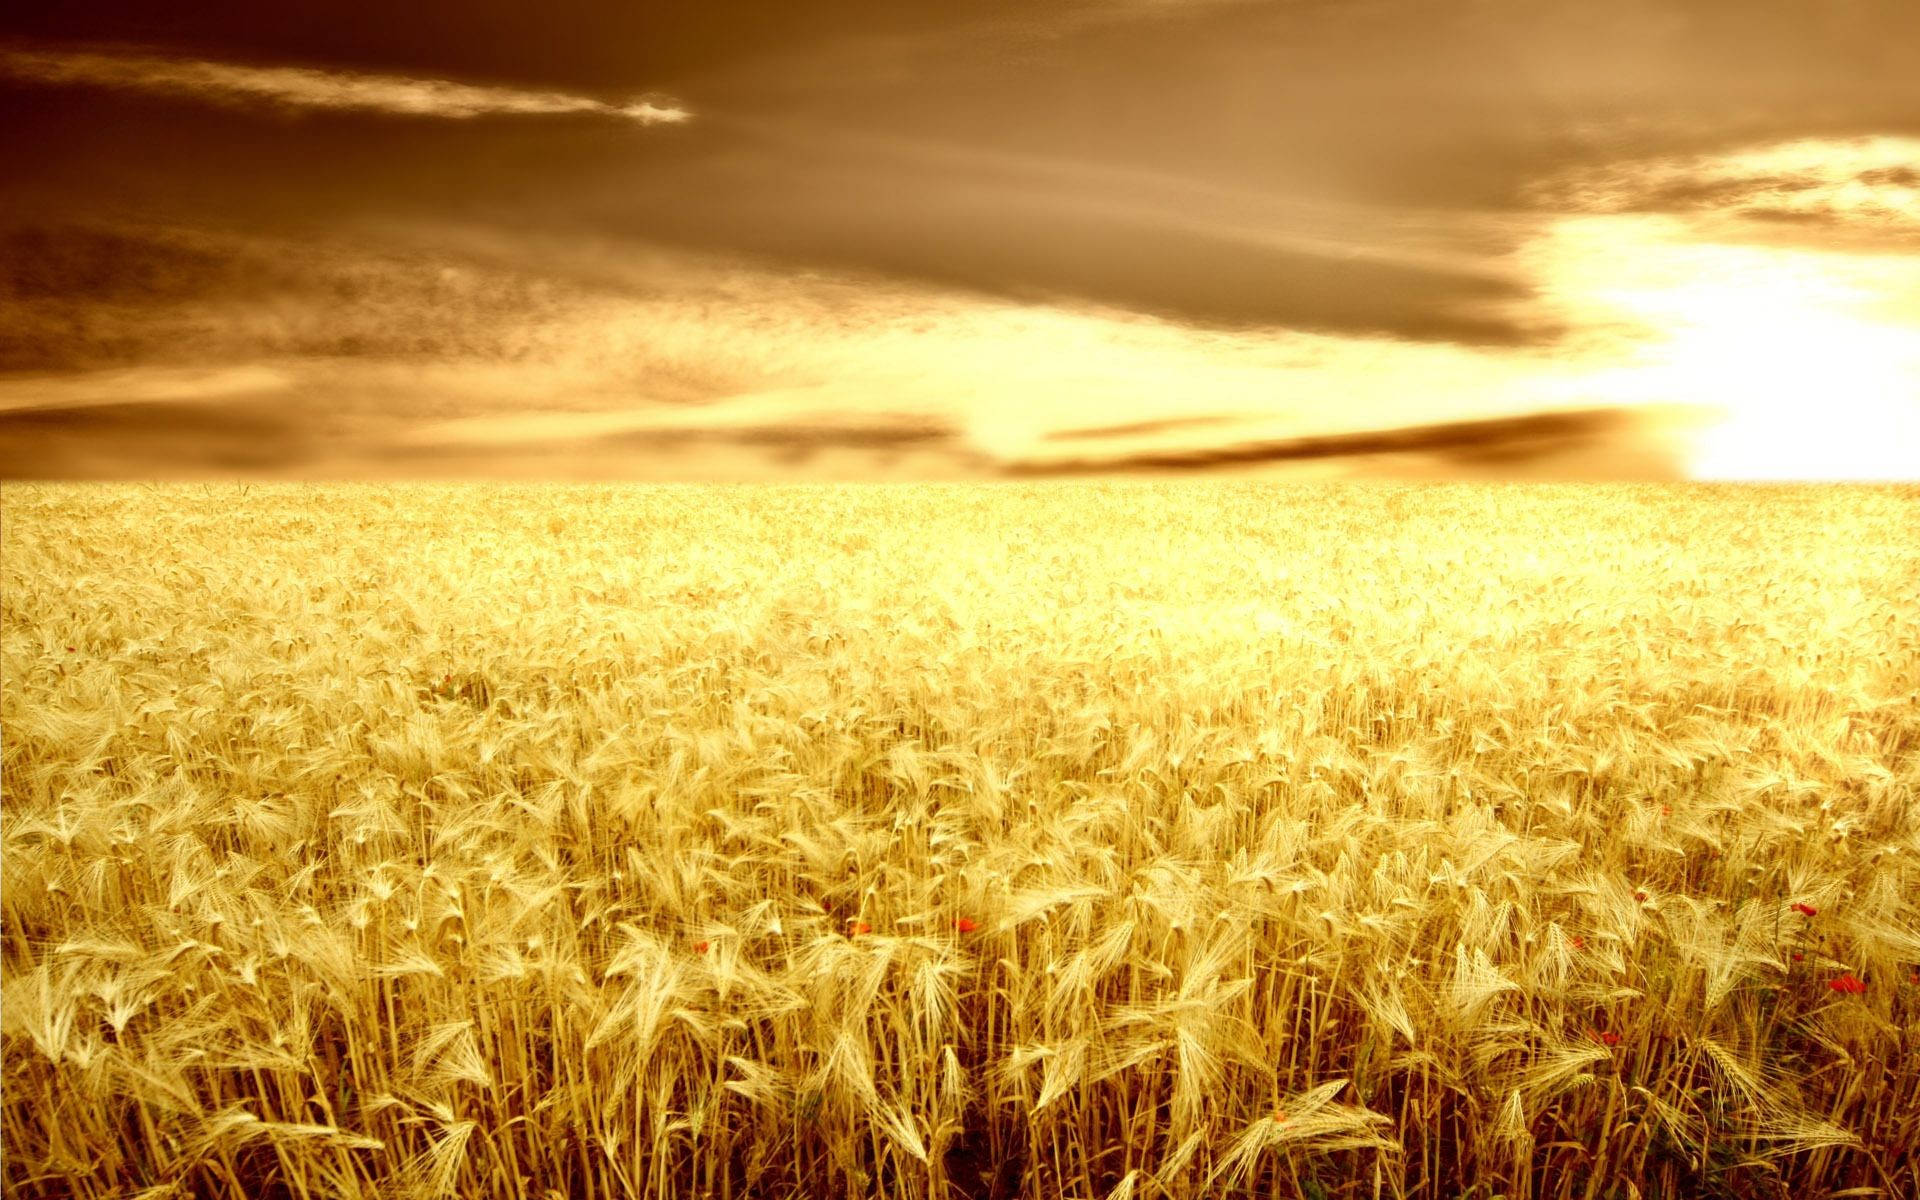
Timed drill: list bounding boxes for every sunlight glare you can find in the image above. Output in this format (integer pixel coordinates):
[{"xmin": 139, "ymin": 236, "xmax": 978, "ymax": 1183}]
[{"xmin": 1529, "ymin": 213, "xmax": 1920, "ymax": 480}]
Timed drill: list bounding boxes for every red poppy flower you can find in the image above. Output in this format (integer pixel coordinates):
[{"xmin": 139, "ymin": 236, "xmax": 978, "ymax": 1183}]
[
  {"xmin": 1634, "ymin": 891, "xmax": 1649, "ymax": 903},
  {"xmin": 849, "ymin": 921, "xmax": 872, "ymax": 935},
  {"xmin": 694, "ymin": 940, "xmax": 710, "ymax": 953},
  {"xmin": 1829, "ymin": 973, "xmax": 1866, "ymax": 994},
  {"xmin": 1660, "ymin": 804, "xmax": 1671, "ymax": 816},
  {"xmin": 1792, "ymin": 902, "xmax": 1818, "ymax": 917},
  {"xmin": 1570, "ymin": 936, "xmax": 1586, "ymax": 950},
  {"xmin": 1595, "ymin": 1030, "xmax": 1621, "ymax": 1047},
  {"xmin": 1791, "ymin": 952, "xmax": 1804, "ymax": 962},
  {"xmin": 955, "ymin": 918, "xmax": 978, "ymax": 933}
]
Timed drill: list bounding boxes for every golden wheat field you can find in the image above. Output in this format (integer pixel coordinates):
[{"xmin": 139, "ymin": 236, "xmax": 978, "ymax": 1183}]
[{"xmin": 2, "ymin": 482, "xmax": 1917, "ymax": 1200}]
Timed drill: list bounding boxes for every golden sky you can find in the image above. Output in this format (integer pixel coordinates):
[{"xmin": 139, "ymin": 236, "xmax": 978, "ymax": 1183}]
[{"xmin": 2, "ymin": 2, "xmax": 1917, "ymax": 479}]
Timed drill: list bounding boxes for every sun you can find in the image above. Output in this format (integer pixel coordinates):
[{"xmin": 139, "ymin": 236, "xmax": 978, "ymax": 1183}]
[
  {"xmin": 1648, "ymin": 258, "xmax": 1920, "ymax": 481},
  {"xmin": 1528, "ymin": 211, "xmax": 1920, "ymax": 481}
]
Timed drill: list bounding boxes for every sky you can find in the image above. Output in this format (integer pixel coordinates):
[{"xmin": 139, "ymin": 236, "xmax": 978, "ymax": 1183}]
[{"xmin": 2, "ymin": 1, "xmax": 1918, "ymax": 479}]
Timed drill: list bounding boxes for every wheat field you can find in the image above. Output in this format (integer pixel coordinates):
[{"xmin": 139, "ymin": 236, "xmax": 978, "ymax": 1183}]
[{"xmin": 3, "ymin": 482, "xmax": 1917, "ymax": 1200}]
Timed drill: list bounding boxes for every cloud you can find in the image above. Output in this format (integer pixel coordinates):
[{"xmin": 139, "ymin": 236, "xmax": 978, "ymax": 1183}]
[
  {"xmin": 0, "ymin": 365, "xmax": 289, "ymax": 414},
  {"xmin": 1004, "ymin": 407, "xmax": 1680, "ymax": 475},
  {"xmin": 0, "ymin": 217, "xmax": 1751, "ymax": 482},
  {"xmin": 393, "ymin": 399, "xmax": 961, "ymax": 456},
  {"xmin": 0, "ymin": 222, "xmax": 713, "ymax": 379},
  {"xmin": 567, "ymin": 127, "xmax": 1550, "ymax": 345},
  {"xmin": 1044, "ymin": 414, "xmax": 1245, "ymax": 442},
  {"xmin": 0, "ymin": 47, "xmax": 690, "ymax": 125},
  {"xmin": 0, "ymin": 395, "xmax": 310, "ymax": 475},
  {"xmin": 1531, "ymin": 137, "xmax": 1920, "ymax": 236}
]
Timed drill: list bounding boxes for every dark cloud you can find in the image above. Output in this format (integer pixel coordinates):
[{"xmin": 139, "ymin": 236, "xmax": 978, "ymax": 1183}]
[
  {"xmin": 0, "ymin": 2, "xmax": 1070, "ymax": 92},
  {"xmin": 2, "ymin": 124, "xmax": 1547, "ymax": 349},
  {"xmin": 593, "ymin": 172, "xmax": 1541, "ymax": 343},
  {"xmin": 9, "ymin": 0, "xmax": 1917, "ymax": 344},
  {"xmin": 1008, "ymin": 407, "xmax": 1664, "ymax": 475},
  {"xmin": 0, "ymin": 222, "xmax": 624, "ymax": 373},
  {"xmin": 0, "ymin": 224, "xmax": 239, "ymax": 302},
  {"xmin": 0, "ymin": 397, "xmax": 311, "ymax": 474},
  {"xmin": 2, "ymin": 3, "xmax": 1916, "ymax": 480},
  {"xmin": 369, "ymin": 409, "xmax": 983, "ymax": 479},
  {"xmin": 670, "ymin": 0, "xmax": 1920, "ymax": 211},
  {"xmin": 0, "ymin": 395, "xmax": 1700, "ymax": 480}
]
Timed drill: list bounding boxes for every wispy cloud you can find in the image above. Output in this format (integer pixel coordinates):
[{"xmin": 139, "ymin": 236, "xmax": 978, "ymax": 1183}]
[
  {"xmin": 1532, "ymin": 136, "xmax": 1920, "ymax": 234},
  {"xmin": 0, "ymin": 215, "xmax": 1879, "ymax": 482},
  {"xmin": 0, "ymin": 47, "xmax": 690, "ymax": 125},
  {"xmin": 1005, "ymin": 407, "xmax": 1680, "ymax": 476}
]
